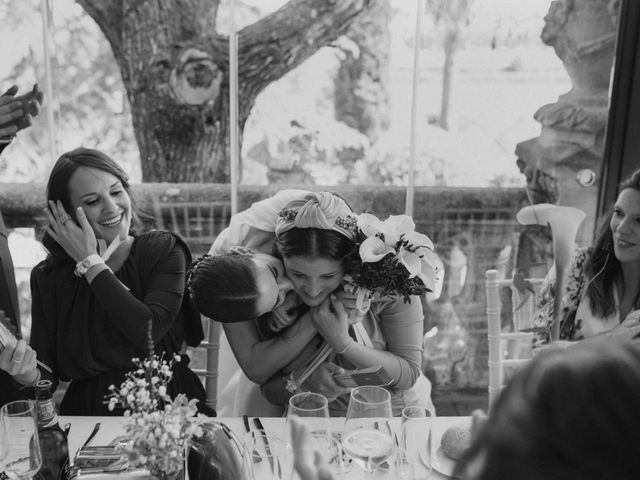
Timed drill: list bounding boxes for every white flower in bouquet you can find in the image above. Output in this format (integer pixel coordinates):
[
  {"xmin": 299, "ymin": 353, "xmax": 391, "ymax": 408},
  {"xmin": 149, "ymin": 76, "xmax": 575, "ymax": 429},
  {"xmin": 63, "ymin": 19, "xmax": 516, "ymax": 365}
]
[{"xmin": 343, "ymin": 213, "xmax": 439, "ymax": 311}]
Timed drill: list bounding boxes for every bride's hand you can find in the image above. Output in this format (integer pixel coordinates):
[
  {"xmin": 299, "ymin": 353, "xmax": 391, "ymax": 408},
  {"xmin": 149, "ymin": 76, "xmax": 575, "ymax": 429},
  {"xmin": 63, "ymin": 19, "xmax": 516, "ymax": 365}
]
[
  {"xmin": 311, "ymin": 295, "xmax": 350, "ymax": 348},
  {"xmin": 45, "ymin": 200, "xmax": 98, "ymax": 262}
]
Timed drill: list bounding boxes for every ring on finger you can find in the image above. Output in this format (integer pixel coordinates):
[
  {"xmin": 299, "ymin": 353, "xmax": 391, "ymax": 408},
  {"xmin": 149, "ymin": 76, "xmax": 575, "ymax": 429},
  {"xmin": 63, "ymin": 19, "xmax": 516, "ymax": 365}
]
[
  {"xmin": 12, "ymin": 357, "xmax": 21, "ymax": 364},
  {"xmin": 59, "ymin": 214, "xmax": 71, "ymax": 225}
]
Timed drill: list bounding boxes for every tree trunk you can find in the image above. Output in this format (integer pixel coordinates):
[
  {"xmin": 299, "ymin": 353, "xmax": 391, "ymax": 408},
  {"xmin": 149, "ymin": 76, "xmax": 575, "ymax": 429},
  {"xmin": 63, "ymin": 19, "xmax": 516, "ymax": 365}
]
[{"xmin": 78, "ymin": 0, "xmax": 374, "ymax": 182}]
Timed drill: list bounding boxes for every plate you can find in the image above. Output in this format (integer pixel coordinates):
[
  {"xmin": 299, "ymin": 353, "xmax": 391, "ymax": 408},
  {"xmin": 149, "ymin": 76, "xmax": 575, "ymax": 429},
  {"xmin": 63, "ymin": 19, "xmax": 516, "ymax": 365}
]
[
  {"xmin": 431, "ymin": 446, "xmax": 459, "ymax": 478},
  {"xmin": 428, "ymin": 420, "xmax": 470, "ymax": 478}
]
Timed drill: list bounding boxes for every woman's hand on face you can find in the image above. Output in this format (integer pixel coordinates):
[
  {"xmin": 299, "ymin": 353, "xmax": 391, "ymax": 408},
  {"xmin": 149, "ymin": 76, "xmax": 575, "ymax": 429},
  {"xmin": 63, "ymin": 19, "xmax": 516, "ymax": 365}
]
[
  {"xmin": 45, "ymin": 200, "xmax": 98, "ymax": 262},
  {"xmin": 310, "ymin": 295, "xmax": 350, "ymax": 347},
  {"xmin": 300, "ymin": 362, "xmax": 350, "ymax": 402},
  {"xmin": 0, "ymin": 339, "xmax": 37, "ymax": 379}
]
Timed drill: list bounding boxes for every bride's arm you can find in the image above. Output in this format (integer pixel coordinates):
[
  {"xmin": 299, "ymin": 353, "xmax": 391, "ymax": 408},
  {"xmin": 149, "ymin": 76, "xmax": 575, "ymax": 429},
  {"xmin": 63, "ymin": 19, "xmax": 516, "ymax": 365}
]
[
  {"xmin": 223, "ymin": 311, "xmax": 318, "ymax": 384},
  {"xmin": 311, "ymin": 295, "xmax": 423, "ymax": 390}
]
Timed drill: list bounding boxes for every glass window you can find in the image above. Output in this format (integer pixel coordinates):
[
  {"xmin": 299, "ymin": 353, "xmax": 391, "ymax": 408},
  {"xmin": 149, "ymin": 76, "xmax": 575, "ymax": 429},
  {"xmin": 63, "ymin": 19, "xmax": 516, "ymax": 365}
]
[{"xmin": 0, "ymin": 0, "xmax": 625, "ymax": 413}]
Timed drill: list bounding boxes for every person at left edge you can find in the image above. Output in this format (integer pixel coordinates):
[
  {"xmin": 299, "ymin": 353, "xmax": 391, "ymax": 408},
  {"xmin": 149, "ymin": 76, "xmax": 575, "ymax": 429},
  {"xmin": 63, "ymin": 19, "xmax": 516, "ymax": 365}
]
[
  {"xmin": 10, "ymin": 147, "xmax": 213, "ymax": 416},
  {"xmin": 0, "ymin": 83, "xmax": 44, "ymax": 407}
]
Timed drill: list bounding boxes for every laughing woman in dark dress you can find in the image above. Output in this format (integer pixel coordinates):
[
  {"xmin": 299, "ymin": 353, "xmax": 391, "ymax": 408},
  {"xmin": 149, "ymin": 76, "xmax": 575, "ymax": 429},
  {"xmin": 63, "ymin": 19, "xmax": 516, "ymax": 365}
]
[{"xmin": 16, "ymin": 147, "xmax": 212, "ymax": 416}]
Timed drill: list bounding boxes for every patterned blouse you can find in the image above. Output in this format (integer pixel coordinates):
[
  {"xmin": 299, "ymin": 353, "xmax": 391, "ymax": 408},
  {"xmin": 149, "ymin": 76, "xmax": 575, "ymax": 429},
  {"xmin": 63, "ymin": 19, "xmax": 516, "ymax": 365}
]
[{"xmin": 532, "ymin": 247, "xmax": 589, "ymax": 345}]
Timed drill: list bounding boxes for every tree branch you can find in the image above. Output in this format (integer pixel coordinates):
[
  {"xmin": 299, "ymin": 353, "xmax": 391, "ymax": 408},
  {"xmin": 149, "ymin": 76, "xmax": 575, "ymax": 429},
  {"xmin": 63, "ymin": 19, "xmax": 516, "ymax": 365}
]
[
  {"xmin": 238, "ymin": 0, "xmax": 373, "ymax": 97},
  {"xmin": 77, "ymin": 0, "xmax": 124, "ymax": 64}
]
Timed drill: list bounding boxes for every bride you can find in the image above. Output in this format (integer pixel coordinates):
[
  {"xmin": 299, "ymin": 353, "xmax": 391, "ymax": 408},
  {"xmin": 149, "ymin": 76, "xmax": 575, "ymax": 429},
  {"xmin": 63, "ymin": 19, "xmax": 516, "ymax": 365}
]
[{"xmin": 189, "ymin": 189, "xmax": 436, "ymax": 416}]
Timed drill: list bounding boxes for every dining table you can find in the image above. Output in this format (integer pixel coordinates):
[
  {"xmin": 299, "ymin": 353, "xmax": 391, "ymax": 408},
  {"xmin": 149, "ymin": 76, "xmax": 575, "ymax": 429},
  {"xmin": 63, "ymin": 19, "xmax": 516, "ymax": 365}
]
[{"xmin": 60, "ymin": 415, "xmax": 471, "ymax": 479}]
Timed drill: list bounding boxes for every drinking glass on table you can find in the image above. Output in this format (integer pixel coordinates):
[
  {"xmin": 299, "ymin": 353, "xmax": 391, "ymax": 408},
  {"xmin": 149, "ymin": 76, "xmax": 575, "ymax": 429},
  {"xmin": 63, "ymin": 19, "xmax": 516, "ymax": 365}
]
[
  {"xmin": 1, "ymin": 400, "xmax": 42, "ymax": 479},
  {"xmin": 0, "ymin": 414, "xmax": 9, "ymax": 471},
  {"xmin": 311, "ymin": 432, "xmax": 345, "ymax": 478},
  {"xmin": 342, "ymin": 386, "xmax": 395, "ymax": 480},
  {"xmin": 243, "ymin": 430, "xmax": 294, "ymax": 480},
  {"xmin": 286, "ymin": 392, "xmax": 331, "ymax": 440},
  {"xmin": 398, "ymin": 406, "xmax": 433, "ymax": 480}
]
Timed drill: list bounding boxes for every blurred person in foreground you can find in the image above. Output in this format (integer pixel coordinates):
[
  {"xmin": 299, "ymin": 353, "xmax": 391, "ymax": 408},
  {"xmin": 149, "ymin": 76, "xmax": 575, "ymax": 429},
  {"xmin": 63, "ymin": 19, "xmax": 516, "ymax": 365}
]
[
  {"xmin": 0, "ymin": 83, "xmax": 43, "ymax": 406},
  {"xmin": 291, "ymin": 339, "xmax": 640, "ymax": 480}
]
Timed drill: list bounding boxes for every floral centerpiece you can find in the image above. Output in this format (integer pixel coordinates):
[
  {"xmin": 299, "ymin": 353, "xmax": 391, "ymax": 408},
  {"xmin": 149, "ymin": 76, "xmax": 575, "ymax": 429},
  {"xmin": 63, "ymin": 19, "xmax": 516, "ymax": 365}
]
[
  {"xmin": 105, "ymin": 321, "xmax": 204, "ymax": 480},
  {"xmin": 343, "ymin": 213, "xmax": 439, "ymax": 311}
]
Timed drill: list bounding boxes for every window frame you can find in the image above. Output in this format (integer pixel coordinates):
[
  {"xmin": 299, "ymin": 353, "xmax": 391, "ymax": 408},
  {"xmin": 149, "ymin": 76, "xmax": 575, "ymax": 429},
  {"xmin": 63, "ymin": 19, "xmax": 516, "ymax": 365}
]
[{"xmin": 598, "ymin": 0, "xmax": 640, "ymax": 219}]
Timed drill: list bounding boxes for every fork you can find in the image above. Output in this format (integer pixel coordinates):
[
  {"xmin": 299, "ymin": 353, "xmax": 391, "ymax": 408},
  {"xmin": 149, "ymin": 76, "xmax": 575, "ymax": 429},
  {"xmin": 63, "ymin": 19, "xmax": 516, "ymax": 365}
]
[{"xmin": 243, "ymin": 415, "xmax": 261, "ymax": 464}]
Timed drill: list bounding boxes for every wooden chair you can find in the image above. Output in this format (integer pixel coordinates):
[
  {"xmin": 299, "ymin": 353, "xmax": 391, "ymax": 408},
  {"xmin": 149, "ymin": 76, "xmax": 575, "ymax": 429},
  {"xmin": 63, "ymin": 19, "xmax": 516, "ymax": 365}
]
[
  {"xmin": 486, "ymin": 269, "xmax": 544, "ymax": 410},
  {"xmin": 152, "ymin": 197, "xmax": 232, "ymax": 411}
]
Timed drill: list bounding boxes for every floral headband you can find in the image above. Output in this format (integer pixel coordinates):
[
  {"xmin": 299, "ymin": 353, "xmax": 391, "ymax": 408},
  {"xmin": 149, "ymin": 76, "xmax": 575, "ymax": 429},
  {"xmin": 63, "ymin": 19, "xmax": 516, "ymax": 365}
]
[{"xmin": 275, "ymin": 192, "xmax": 358, "ymax": 240}]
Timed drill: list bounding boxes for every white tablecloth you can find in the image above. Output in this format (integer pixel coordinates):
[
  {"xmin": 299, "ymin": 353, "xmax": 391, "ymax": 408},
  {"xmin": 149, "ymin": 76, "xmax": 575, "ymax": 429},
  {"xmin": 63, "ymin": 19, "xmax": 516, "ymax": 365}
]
[{"xmin": 60, "ymin": 415, "xmax": 469, "ymax": 479}]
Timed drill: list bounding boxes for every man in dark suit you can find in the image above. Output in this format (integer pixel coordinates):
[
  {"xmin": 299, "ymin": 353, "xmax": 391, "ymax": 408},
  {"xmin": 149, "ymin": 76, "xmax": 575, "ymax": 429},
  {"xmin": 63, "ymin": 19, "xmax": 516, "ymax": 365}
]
[{"xmin": 0, "ymin": 83, "xmax": 43, "ymax": 405}]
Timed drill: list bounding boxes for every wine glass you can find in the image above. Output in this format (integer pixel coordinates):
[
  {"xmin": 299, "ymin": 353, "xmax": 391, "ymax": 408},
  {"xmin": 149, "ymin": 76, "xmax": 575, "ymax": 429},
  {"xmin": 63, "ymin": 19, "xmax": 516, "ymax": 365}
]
[
  {"xmin": 243, "ymin": 430, "xmax": 294, "ymax": 480},
  {"xmin": 1, "ymin": 400, "xmax": 42, "ymax": 479},
  {"xmin": 398, "ymin": 406, "xmax": 433, "ymax": 480},
  {"xmin": 285, "ymin": 392, "xmax": 331, "ymax": 441},
  {"xmin": 342, "ymin": 386, "xmax": 395, "ymax": 480},
  {"xmin": 311, "ymin": 432, "xmax": 345, "ymax": 478},
  {"xmin": 0, "ymin": 415, "xmax": 9, "ymax": 471}
]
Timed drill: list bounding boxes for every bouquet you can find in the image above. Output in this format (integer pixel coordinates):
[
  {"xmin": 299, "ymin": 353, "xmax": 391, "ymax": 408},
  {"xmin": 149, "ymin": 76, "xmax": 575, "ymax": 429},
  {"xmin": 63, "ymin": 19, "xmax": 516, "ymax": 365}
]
[
  {"xmin": 343, "ymin": 213, "xmax": 439, "ymax": 310},
  {"xmin": 105, "ymin": 321, "xmax": 204, "ymax": 480}
]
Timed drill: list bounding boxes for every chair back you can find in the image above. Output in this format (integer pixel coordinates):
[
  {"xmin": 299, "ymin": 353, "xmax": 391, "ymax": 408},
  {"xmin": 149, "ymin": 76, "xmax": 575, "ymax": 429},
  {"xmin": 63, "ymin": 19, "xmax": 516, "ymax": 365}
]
[{"xmin": 486, "ymin": 269, "xmax": 543, "ymax": 410}]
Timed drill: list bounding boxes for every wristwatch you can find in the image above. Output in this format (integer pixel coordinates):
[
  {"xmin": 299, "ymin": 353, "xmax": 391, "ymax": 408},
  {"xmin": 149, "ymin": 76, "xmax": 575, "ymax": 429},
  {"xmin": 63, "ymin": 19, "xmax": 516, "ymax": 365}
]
[{"xmin": 74, "ymin": 254, "xmax": 105, "ymax": 277}]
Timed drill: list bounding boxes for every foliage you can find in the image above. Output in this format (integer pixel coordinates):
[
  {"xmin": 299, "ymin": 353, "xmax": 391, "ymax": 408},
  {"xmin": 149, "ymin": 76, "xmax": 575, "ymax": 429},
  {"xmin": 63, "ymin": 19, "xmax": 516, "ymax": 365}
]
[
  {"xmin": 343, "ymin": 213, "xmax": 439, "ymax": 307},
  {"xmin": 104, "ymin": 321, "xmax": 204, "ymax": 479},
  {"xmin": 0, "ymin": 0, "xmax": 137, "ymax": 182}
]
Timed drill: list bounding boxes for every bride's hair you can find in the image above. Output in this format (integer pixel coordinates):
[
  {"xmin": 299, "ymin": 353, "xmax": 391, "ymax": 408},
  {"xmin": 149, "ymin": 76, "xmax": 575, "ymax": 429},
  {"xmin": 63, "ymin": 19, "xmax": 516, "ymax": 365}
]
[
  {"xmin": 275, "ymin": 227, "xmax": 353, "ymax": 262},
  {"xmin": 187, "ymin": 253, "xmax": 262, "ymax": 323}
]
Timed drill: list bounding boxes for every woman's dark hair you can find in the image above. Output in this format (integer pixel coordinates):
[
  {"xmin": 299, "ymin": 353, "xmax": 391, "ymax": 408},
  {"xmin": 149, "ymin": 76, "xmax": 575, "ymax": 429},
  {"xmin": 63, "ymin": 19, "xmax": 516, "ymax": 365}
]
[
  {"xmin": 275, "ymin": 228, "xmax": 353, "ymax": 262},
  {"xmin": 454, "ymin": 341, "xmax": 640, "ymax": 480},
  {"xmin": 583, "ymin": 168, "xmax": 640, "ymax": 318},
  {"xmin": 41, "ymin": 147, "xmax": 142, "ymax": 266},
  {"xmin": 187, "ymin": 254, "xmax": 261, "ymax": 322}
]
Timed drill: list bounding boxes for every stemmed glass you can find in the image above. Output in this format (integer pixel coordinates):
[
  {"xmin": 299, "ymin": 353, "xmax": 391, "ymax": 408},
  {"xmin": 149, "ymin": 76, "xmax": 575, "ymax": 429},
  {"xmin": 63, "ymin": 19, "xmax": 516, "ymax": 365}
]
[
  {"xmin": 285, "ymin": 392, "xmax": 331, "ymax": 441},
  {"xmin": 0, "ymin": 414, "xmax": 9, "ymax": 471},
  {"xmin": 1, "ymin": 400, "xmax": 42, "ymax": 479},
  {"xmin": 342, "ymin": 386, "xmax": 395, "ymax": 480},
  {"xmin": 398, "ymin": 406, "xmax": 433, "ymax": 480},
  {"xmin": 243, "ymin": 430, "xmax": 294, "ymax": 480}
]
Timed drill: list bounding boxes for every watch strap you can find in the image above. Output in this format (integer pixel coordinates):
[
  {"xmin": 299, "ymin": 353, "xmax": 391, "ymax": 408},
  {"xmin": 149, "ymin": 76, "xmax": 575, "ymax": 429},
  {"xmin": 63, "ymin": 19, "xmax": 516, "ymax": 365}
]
[{"xmin": 74, "ymin": 254, "xmax": 105, "ymax": 277}]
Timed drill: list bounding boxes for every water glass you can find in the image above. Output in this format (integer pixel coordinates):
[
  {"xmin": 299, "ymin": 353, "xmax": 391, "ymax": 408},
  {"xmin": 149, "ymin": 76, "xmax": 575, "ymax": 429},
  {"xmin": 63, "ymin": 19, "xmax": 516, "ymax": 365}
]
[
  {"xmin": 398, "ymin": 406, "xmax": 433, "ymax": 480},
  {"xmin": 243, "ymin": 430, "xmax": 294, "ymax": 480},
  {"xmin": 286, "ymin": 392, "xmax": 331, "ymax": 440},
  {"xmin": 1, "ymin": 400, "xmax": 42, "ymax": 479},
  {"xmin": 311, "ymin": 433, "xmax": 345, "ymax": 479},
  {"xmin": 342, "ymin": 386, "xmax": 395, "ymax": 480}
]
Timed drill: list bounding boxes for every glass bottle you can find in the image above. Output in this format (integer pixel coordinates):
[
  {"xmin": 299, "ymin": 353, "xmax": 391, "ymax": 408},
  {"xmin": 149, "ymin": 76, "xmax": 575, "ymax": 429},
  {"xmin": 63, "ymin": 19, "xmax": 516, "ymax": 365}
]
[{"xmin": 34, "ymin": 379, "xmax": 69, "ymax": 480}]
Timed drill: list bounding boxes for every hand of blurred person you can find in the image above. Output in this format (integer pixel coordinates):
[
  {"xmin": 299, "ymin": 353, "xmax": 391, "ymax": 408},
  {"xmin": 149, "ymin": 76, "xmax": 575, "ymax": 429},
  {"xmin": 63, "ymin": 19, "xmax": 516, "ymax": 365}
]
[
  {"xmin": 290, "ymin": 416, "xmax": 334, "ymax": 480},
  {"xmin": 300, "ymin": 361, "xmax": 350, "ymax": 402},
  {"xmin": 0, "ymin": 84, "xmax": 44, "ymax": 138},
  {"xmin": 0, "ymin": 338, "xmax": 39, "ymax": 385}
]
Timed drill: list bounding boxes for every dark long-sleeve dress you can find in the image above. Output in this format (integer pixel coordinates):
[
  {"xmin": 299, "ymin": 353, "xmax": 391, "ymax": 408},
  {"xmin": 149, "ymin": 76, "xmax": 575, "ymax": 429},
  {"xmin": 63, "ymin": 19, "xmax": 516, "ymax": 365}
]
[{"xmin": 30, "ymin": 231, "xmax": 212, "ymax": 416}]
